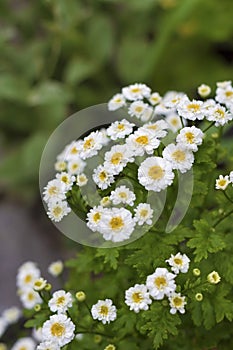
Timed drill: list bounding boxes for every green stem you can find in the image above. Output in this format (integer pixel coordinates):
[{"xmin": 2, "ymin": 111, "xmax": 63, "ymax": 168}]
[
  {"xmin": 213, "ymin": 208, "xmax": 233, "ymax": 228},
  {"xmin": 223, "ymin": 190, "xmax": 233, "ymax": 204},
  {"xmin": 202, "ymin": 121, "xmax": 215, "ymax": 133}
]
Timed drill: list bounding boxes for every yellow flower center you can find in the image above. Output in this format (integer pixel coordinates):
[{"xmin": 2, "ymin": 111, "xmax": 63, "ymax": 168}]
[
  {"xmin": 135, "ymin": 106, "xmax": 143, "ymax": 113},
  {"xmin": 71, "ymin": 164, "xmax": 78, "ymax": 171},
  {"xmin": 135, "ymin": 135, "xmax": 149, "ymax": 145},
  {"xmin": 185, "ymin": 132, "xmax": 195, "ymax": 143},
  {"xmin": 119, "ymin": 192, "xmax": 127, "ymax": 199},
  {"xmin": 147, "ymin": 124, "xmax": 158, "ymax": 130},
  {"xmin": 83, "ymin": 138, "xmax": 94, "ymax": 150},
  {"xmin": 117, "ymin": 124, "xmax": 125, "ymax": 130},
  {"xmin": 109, "ymin": 216, "xmax": 124, "ymax": 230},
  {"xmin": 61, "ymin": 175, "xmax": 69, "ymax": 183},
  {"xmin": 34, "ymin": 280, "xmax": 43, "ymax": 288},
  {"xmin": 218, "ymin": 179, "xmax": 227, "ymax": 187},
  {"xmin": 154, "ymin": 276, "xmax": 167, "ymax": 289},
  {"xmin": 57, "ymin": 296, "xmax": 65, "ymax": 305},
  {"xmin": 140, "ymin": 209, "xmax": 148, "ymax": 217},
  {"xmin": 148, "ymin": 166, "xmax": 164, "ymax": 180},
  {"xmin": 132, "ymin": 292, "xmax": 143, "ymax": 303},
  {"xmin": 172, "ymin": 150, "xmax": 186, "ymax": 162},
  {"xmin": 50, "ymin": 322, "xmax": 65, "ymax": 337},
  {"xmin": 99, "ymin": 171, "xmax": 107, "ymax": 181},
  {"xmin": 24, "ymin": 274, "xmax": 32, "ymax": 283},
  {"xmin": 171, "ymin": 118, "xmax": 179, "ymax": 126},
  {"xmin": 187, "ymin": 103, "xmax": 201, "ymax": 112},
  {"xmin": 111, "ymin": 152, "xmax": 123, "ymax": 165},
  {"xmin": 93, "ymin": 212, "xmax": 101, "ymax": 222},
  {"xmin": 71, "ymin": 147, "xmax": 78, "ymax": 154},
  {"xmin": 48, "ymin": 186, "xmax": 57, "ymax": 195},
  {"xmin": 174, "ymin": 258, "xmax": 183, "ymax": 265},
  {"xmin": 115, "ymin": 98, "xmax": 123, "ymax": 103},
  {"xmin": 28, "ymin": 292, "xmax": 35, "ymax": 301},
  {"xmin": 215, "ymin": 108, "xmax": 225, "ymax": 118},
  {"xmin": 100, "ymin": 305, "xmax": 109, "ymax": 316},
  {"xmin": 19, "ymin": 347, "xmax": 27, "ymax": 350},
  {"xmin": 172, "ymin": 297, "xmax": 183, "ymax": 307},
  {"xmin": 131, "ymin": 87, "xmax": 141, "ymax": 93},
  {"xmin": 53, "ymin": 206, "xmax": 62, "ymax": 217},
  {"xmin": 225, "ymin": 91, "xmax": 233, "ymax": 97}
]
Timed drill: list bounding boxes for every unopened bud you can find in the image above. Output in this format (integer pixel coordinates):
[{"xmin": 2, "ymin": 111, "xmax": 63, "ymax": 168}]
[
  {"xmin": 75, "ymin": 291, "xmax": 86, "ymax": 302},
  {"xmin": 195, "ymin": 293, "xmax": 203, "ymax": 301}
]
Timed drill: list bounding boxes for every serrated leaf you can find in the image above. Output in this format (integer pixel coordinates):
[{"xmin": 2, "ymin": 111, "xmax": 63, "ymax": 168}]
[{"xmin": 95, "ymin": 248, "xmax": 119, "ymax": 270}]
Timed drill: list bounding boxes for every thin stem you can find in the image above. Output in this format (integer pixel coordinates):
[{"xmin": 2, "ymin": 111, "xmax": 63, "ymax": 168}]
[
  {"xmin": 223, "ymin": 190, "xmax": 233, "ymax": 204},
  {"xmin": 84, "ymin": 300, "xmax": 92, "ymax": 317},
  {"xmin": 213, "ymin": 208, "xmax": 233, "ymax": 228},
  {"xmin": 202, "ymin": 121, "xmax": 215, "ymax": 133},
  {"xmin": 75, "ymin": 329, "xmax": 113, "ymax": 339}
]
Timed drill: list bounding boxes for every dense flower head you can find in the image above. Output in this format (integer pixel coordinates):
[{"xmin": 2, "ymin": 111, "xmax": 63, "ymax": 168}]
[
  {"xmin": 110, "ymin": 186, "xmax": 136, "ymax": 206},
  {"xmin": 162, "ymin": 143, "xmax": 194, "ymax": 173},
  {"xmin": 106, "ymin": 119, "xmax": 135, "ymax": 140},
  {"xmin": 48, "ymin": 290, "xmax": 73, "ymax": 314},
  {"xmin": 125, "ymin": 284, "xmax": 152, "ymax": 313},
  {"xmin": 91, "ymin": 299, "xmax": 117, "ymax": 324},
  {"xmin": 176, "ymin": 126, "xmax": 204, "ymax": 152},
  {"xmin": 207, "ymin": 271, "xmax": 221, "ymax": 284},
  {"xmin": 122, "ymin": 83, "xmax": 151, "ymax": 101},
  {"xmin": 166, "ymin": 252, "xmax": 190, "ymax": 274},
  {"xmin": 146, "ymin": 267, "xmax": 176, "ymax": 300},
  {"xmin": 48, "ymin": 261, "xmax": 64, "ymax": 277},
  {"xmin": 168, "ymin": 293, "xmax": 186, "ymax": 314},
  {"xmin": 215, "ymin": 175, "xmax": 230, "ymax": 190},
  {"xmin": 108, "ymin": 93, "xmax": 126, "ymax": 111},
  {"xmin": 2, "ymin": 307, "xmax": 21, "ymax": 325},
  {"xmin": 134, "ymin": 203, "xmax": 154, "ymax": 226},
  {"xmin": 11, "ymin": 338, "xmax": 36, "ymax": 350},
  {"xmin": 41, "ymin": 314, "xmax": 75, "ymax": 347}
]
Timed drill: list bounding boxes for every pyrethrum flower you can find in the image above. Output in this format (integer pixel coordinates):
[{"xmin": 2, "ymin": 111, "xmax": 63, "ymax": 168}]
[
  {"xmin": 37, "ymin": 341, "xmax": 60, "ymax": 350},
  {"xmin": 162, "ymin": 143, "xmax": 194, "ymax": 173},
  {"xmin": 41, "ymin": 314, "xmax": 75, "ymax": 347},
  {"xmin": 176, "ymin": 126, "xmax": 204, "ymax": 152},
  {"xmin": 128, "ymin": 101, "xmax": 153, "ymax": 121},
  {"xmin": 76, "ymin": 173, "xmax": 88, "ymax": 187},
  {"xmin": 125, "ymin": 284, "xmax": 152, "ymax": 313},
  {"xmin": 146, "ymin": 268, "xmax": 176, "ymax": 300},
  {"xmin": 79, "ymin": 131, "xmax": 104, "ymax": 160},
  {"xmin": 110, "ymin": 186, "xmax": 136, "ymax": 206},
  {"xmin": 104, "ymin": 145, "xmax": 134, "ymax": 175},
  {"xmin": 20, "ymin": 288, "xmax": 42, "ymax": 309},
  {"xmin": 47, "ymin": 200, "xmax": 71, "ymax": 222},
  {"xmin": 11, "ymin": 338, "xmax": 36, "ymax": 350},
  {"xmin": 17, "ymin": 262, "xmax": 41, "ymax": 290},
  {"xmin": 215, "ymin": 175, "xmax": 230, "ymax": 190},
  {"xmin": 86, "ymin": 206, "xmax": 106, "ymax": 232},
  {"xmin": 206, "ymin": 104, "xmax": 233, "ymax": 126},
  {"xmin": 43, "ymin": 179, "xmax": 66, "ymax": 204},
  {"xmin": 215, "ymin": 81, "xmax": 233, "ymax": 108},
  {"xmin": 134, "ymin": 203, "xmax": 154, "ymax": 225},
  {"xmin": 148, "ymin": 92, "xmax": 162, "ymax": 105},
  {"xmin": 67, "ymin": 158, "xmax": 86, "ymax": 175},
  {"xmin": 168, "ymin": 293, "xmax": 186, "ymax": 314},
  {"xmin": 48, "ymin": 290, "xmax": 73, "ymax": 314},
  {"xmin": 122, "ymin": 83, "xmax": 151, "ymax": 101},
  {"xmin": 166, "ymin": 252, "xmax": 190, "ymax": 274},
  {"xmin": 138, "ymin": 156, "xmax": 174, "ymax": 192},
  {"xmin": 34, "ymin": 278, "xmax": 47, "ymax": 291},
  {"xmin": 108, "ymin": 93, "xmax": 126, "ymax": 111},
  {"xmin": 91, "ymin": 299, "xmax": 117, "ymax": 324},
  {"xmin": 165, "ymin": 113, "xmax": 183, "ymax": 132},
  {"xmin": 126, "ymin": 128, "xmax": 160, "ymax": 156},
  {"xmin": 177, "ymin": 97, "xmax": 204, "ymax": 121},
  {"xmin": 56, "ymin": 172, "xmax": 75, "ymax": 191},
  {"xmin": 106, "ymin": 119, "xmax": 134, "ymax": 140},
  {"xmin": 2, "ymin": 306, "xmax": 21, "ymax": 325},
  {"xmin": 48, "ymin": 261, "xmax": 64, "ymax": 277},
  {"xmin": 93, "ymin": 165, "xmax": 115, "ymax": 190},
  {"xmin": 207, "ymin": 271, "xmax": 221, "ymax": 284},
  {"xmin": 140, "ymin": 120, "xmax": 168, "ymax": 139}
]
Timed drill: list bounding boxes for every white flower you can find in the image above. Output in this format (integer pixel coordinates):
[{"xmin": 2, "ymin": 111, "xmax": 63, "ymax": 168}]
[
  {"xmin": 98, "ymin": 207, "xmax": 135, "ymax": 242},
  {"xmin": 162, "ymin": 143, "xmax": 194, "ymax": 173},
  {"xmin": 198, "ymin": 84, "xmax": 211, "ymax": 98},
  {"xmin": 148, "ymin": 92, "xmax": 162, "ymax": 105},
  {"xmin": 61, "ymin": 140, "xmax": 82, "ymax": 162},
  {"xmin": 216, "ymin": 81, "xmax": 233, "ymax": 108},
  {"xmin": 106, "ymin": 119, "xmax": 134, "ymax": 140},
  {"xmin": 230, "ymin": 171, "xmax": 233, "ymax": 183},
  {"xmin": 41, "ymin": 314, "xmax": 75, "ymax": 347},
  {"xmin": 206, "ymin": 104, "xmax": 233, "ymax": 126},
  {"xmin": 125, "ymin": 284, "xmax": 152, "ymax": 313},
  {"xmin": 2, "ymin": 307, "xmax": 21, "ymax": 325},
  {"xmin": 91, "ymin": 299, "xmax": 117, "ymax": 324},
  {"xmin": 11, "ymin": 338, "xmax": 36, "ymax": 350},
  {"xmin": 162, "ymin": 91, "xmax": 186, "ymax": 109},
  {"xmin": 76, "ymin": 173, "xmax": 88, "ymax": 187},
  {"xmin": 108, "ymin": 93, "xmax": 126, "ymax": 111},
  {"xmin": 168, "ymin": 293, "xmax": 186, "ymax": 314},
  {"xmin": 104, "ymin": 145, "xmax": 134, "ymax": 175},
  {"xmin": 0, "ymin": 317, "xmax": 7, "ymax": 338},
  {"xmin": 216, "ymin": 80, "xmax": 232, "ymax": 89},
  {"xmin": 48, "ymin": 261, "xmax": 64, "ymax": 277},
  {"xmin": 165, "ymin": 113, "xmax": 184, "ymax": 132},
  {"xmin": 176, "ymin": 126, "xmax": 204, "ymax": 152},
  {"xmin": 32, "ymin": 327, "xmax": 43, "ymax": 342},
  {"xmin": 43, "ymin": 179, "xmax": 66, "ymax": 204},
  {"xmin": 87, "ymin": 206, "xmax": 106, "ymax": 232},
  {"xmin": 146, "ymin": 268, "xmax": 176, "ymax": 300},
  {"xmin": 93, "ymin": 165, "xmax": 115, "ymax": 190},
  {"xmin": 128, "ymin": 101, "xmax": 153, "ymax": 121},
  {"xmin": 47, "ymin": 200, "xmax": 71, "ymax": 222},
  {"xmin": 56, "ymin": 173, "xmax": 75, "ymax": 191},
  {"xmin": 67, "ymin": 158, "xmax": 86, "ymax": 175},
  {"xmin": 79, "ymin": 131, "xmax": 104, "ymax": 160},
  {"xmin": 99, "ymin": 128, "xmax": 110, "ymax": 146},
  {"xmin": 122, "ymin": 83, "xmax": 151, "ymax": 101},
  {"xmin": 177, "ymin": 97, "xmax": 204, "ymax": 121},
  {"xmin": 54, "ymin": 161, "xmax": 66, "ymax": 172},
  {"xmin": 140, "ymin": 120, "xmax": 168, "ymax": 139},
  {"xmin": 34, "ymin": 278, "xmax": 47, "ymax": 291},
  {"xmin": 17, "ymin": 262, "xmax": 41, "ymax": 290},
  {"xmin": 20, "ymin": 288, "xmax": 42, "ymax": 309},
  {"xmin": 110, "ymin": 186, "xmax": 136, "ymax": 206},
  {"xmin": 166, "ymin": 252, "xmax": 190, "ymax": 274},
  {"xmin": 215, "ymin": 175, "xmax": 230, "ymax": 190},
  {"xmin": 134, "ymin": 203, "xmax": 154, "ymax": 225},
  {"xmin": 126, "ymin": 128, "xmax": 160, "ymax": 156},
  {"xmin": 138, "ymin": 156, "xmax": 174, "ymax": 192},
  {"xmin": 37, "ymin": 341, "xmax": 60, "ymax": 350},
  {"xmin": 48, "ymin": 290, "xmax": 73, "ymax": 314}
]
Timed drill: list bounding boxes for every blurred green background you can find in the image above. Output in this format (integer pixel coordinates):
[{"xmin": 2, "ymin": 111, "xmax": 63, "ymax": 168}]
[{"xmin": 0, "ymin": 0, "xmax": 233, "ymax": 201}]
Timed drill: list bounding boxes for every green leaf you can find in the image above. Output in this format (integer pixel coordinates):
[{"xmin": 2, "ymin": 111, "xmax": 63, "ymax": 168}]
[
  {"xmin": 202, "ymin": 299, "xmax": 215, "ymax": 330},
  {"xmin": 95, "ymin": 248, "xmax": 120, "ymax": 270}
]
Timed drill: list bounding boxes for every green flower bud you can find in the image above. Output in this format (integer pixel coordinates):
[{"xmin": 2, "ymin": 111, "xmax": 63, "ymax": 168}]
[
  {"xmin": 195, "ymin": 293, "xmax": 203, "ymax": 301},
  {"xmin": 75, "ymin": 291, "xmax": 86, "ymax": 302}
]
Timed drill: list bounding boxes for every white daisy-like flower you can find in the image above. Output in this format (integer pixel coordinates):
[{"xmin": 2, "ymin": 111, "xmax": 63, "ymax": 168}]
[
  {"xmin": 229, "ymin": 171, "xmax": 233, "ymax": 183},
  {"xmin": 138, "ymin": 156, "xmax": 174, "ymax": 192},
  {"xmin": 104, "ymin": 145, "xmax": 134, "ymax": 175},
  {"xmin": 11, "ymin": 337, "xmax": 36, "ymax": 350},
  {"xmin": 41, "ymin": 314, "xmax": 75, "ymax": 347},
  {"xmin": 148, "ymin": 92, "xmax": 162, "ymax": 105},
  {"xmin": 146, "ymin": 267, "xmax": 176, "ymax": 300},
  {"xmin": 2, "ymin": 306, "xmax": 21, "ymax": 325},
  {"xmin": 207, "ymin": 271, "xmax": 221, "ymax": 284},
  {"xmin": 99, "ymin": 128, "xmax": 110, "ymax": 146},
  {"xmin": 125, "ymin": 284, "xmax": 152, "ymax": 313},
  {"xmin": 128, "ymin": 101, "xmax": 153, "ymax": 121},
  {"xmin": 216, "ymin": 81, "xmax": 233, "ymax": 108},
  {"xmin": 140, "ymin": 120, "xmax": 168, "ymax": 139},
  {"xmin": 47, "ymin": 200, "xmax": 71, "ymax": 222},
  {"xmin": 126, "ymin": 128, "xmax": 160, "ymax": 156},
  {"xmin": 17, "ymin": 262, "xmax": 41, "ymax": 290},
  {"xmin": 87, "ymin": 206, "xmax": 106, "ymax": 232},
  {"xmin": 166, "ymin": 252, "xmax": 190, "ymax": 274},
  {"xmin": 162, "ymin": 143, "xmax": 194, "ymax": 173},
  {"xmin": 67, "ymin": 158, "xmax": 86, "ymax": 175},
  {"xmin": 206, "ymin": 104, "xmax": 233, "ymax": 126},
  {"xmin": 79, "ymin": 131, "xmax": 104, "ymax": 160},
  {"xmin": 20, "ymin": 288, "xmax": 42, "ymax": 309},
  {"xmin": 122, "ymin": 83, "xmax": 151, "ymax": 101},
  {"xmin": 162, "ymin": 91, "xmax": 186, "ymax": 109},
  {"xmin": 43, "ymin": 179, "xmax": 66, "ymax": 204},
  {"xmin": 0, "ymin": 317, "xmax": 7, "ymax": 338},
  {"xmin": 91, "ymin": 299, "xmax": 117, "ymax": 324},
  {"xmin": 93, "ymin": 165, "xmax": 115, "ymax": 190},
  {"xmin": 108, "ymin": 93, "xmax": 126, "ymax": 111},
  {"xmin": 110, "ymin": 186, "xmax": 136, "ymax": 206},
  {"xmin": 56, "ymin": 172, "xmax": 75, "ymax": 191},
  {"xmin": 106, "ymin": 119, "xmax": 135, "ymax": 140},
  {"xmin": 37, "ymin": 341, "xmax": 60, "ymax": 350},
  {"xmin": 32, "ymin": 327, "xmax": 43, "ymax": 342},
  {"xmin": 48, "ymin": 261, "xmax": 64, "ymax": 277},
  {"xmin": 165, "ymin": 113, "xmax": 184, "ymax": 132},
  {"xmin": 76, "ymin": 173, "xmax": 88, "ymax": 187},
  {"xmin": 197, "ymin": 84, "xmax": 211, "ymax": 98},
  {"xmin": 134, "ymin": 203, "xmax": 154, "ymax": 225},
  {"xmin": 168, "ymin": 293, "xmax": 186, "ymax": 314},
  {"xmin": 215, "ymin": 175, "xmax": 230, "ymax": 190},
  {"xmin": 54, "ymin": 160, "xmax": 66, "ymax": 172},
  {"xmin": 176, "ymin": 126, "xmax": 204, "ymax": 152},
  {"xmin": 98, "ymin": 207, "xmax": 135, "ymax": 242},
  {"xmin": 48, "ymin": 290, "xmax": 73, "ymax": 314},
  {"xmin": 177, "ymin": 97, "xmax": 204, "ymax": 121},
  {"xmin": 61, "ymin": 140, "xmax": 82, "ymax": 162},
  {"xmin": 34, "ymin": 278, "xmax": 47, "ymax": 291},
  {"xmin": 216, "ymin": 80, "xmax": 232, "ymax": 89},
  {"xmin": 202, "ymin": 98, "xmax": 217, "ymax": 114}
]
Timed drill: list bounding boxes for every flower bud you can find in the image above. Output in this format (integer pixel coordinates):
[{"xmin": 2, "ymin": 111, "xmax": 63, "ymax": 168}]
[
  {"xmin": 193, "ymin": 268, "xmax": 201, "ymax": 276},
  {"xmin": 34, "ymin": 278, "xmax": 47, "ymax": 291},
  {"xmin": 45, "ymin": 283, "xmax": 52, "ymax": 291},
  {"xmin": 195, "ymin": 293, "xmax": 203, "ymax": 302},
  {"xmin": 104, "ymin": 345, "xmax": 116, "ymax": 350},
  {"xmin": 94, "ymin": 335, "xmax": 102, "ymax": 344},
  {"xmin": 198, "ymin": 84, "xmax": 211, "ymax": 98},
  {"xmin": 34, "ymin": 304, "xmax": 41, "ymax": 312},
  {"xmin": 207, "ymin": 271, "xmax": 221, "ymax": 284},
  {"xmin": 76, "ymin": 291, "xmax": 86, "ymax": 302}
]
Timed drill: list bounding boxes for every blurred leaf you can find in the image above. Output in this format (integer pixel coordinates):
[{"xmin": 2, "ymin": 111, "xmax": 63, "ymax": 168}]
[{"xmin": 64, "ymin": 57, "xmax": 97, "ymax": 85}]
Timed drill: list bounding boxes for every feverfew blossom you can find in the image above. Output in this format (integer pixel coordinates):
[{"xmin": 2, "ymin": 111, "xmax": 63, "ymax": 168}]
[
  {"xmin": 162, "ymin": 91, "xmax": 186, "ymax": 109},
  {"xmin": 48, "ymin": 290, "xmax": 73, "ymax": 314},
  {"xmin": 148, "ymin": 92, "xmax": 162, "ymax": 105},
  {"xmin": 48, "ymin": 261, "xmax": 64, "ymax": 277},
  {"xmin": 60, "ymin": 140, "xmax": 82, "ymax": 161},
  {"xmin": 76, "ymin": 173, "xmax": 88, "ymax": 187},
  {"xmin": 125, "ymin": 284, "xmax": 152, "ymax": 313},
  {"xmin": 104, "ymin": 145, "xmax": 134, "ymax": 175},
  {"xmin": 106, "ymin": 119, "xmax": 134, "ymax": 140},
  {"xmin": 11, "ymin": 338, "xmax": 36, "ymax": 350},
  {"xmin": 166, "ymin": 252, "xmax": 190, "ymax": 274},
  {"xmin": 79, "ymin": 131, "xmax": 104, "ymax": 160},
  {"xmin": 207, "ymin": 271, "xmax": 221, "ymax": 284},
  {"xmin": 162, "ymin": 143, "xmax": 194, "ymax": 173},
  {"xmin": 93, "ymin": 165, "xmax": 115, "ymax": 190},
  {"xmin": 126, "ymin": 128, "xmax": 160, "ymax": 156},
  {"xmin": 168, "ymin": 293, "xmax": 186, "ymax": 314},
  {"xmin": 122, "ymin": 83, "xmax": 151, "ymax": 101},
  {"xmin": 91, "ymin": 299, "xmax": 117, "ymax": 324},
  {"xmin": 215, "ymin": 81, "xmax": 233, "ymax": 108},
  {"xmin": 110, "ymin": 186, "xmax": 136, "ymax": 206},
  {"xmin": 177, "ymin": 97, "xmax": 204, "ymax": 121},
  {"xmin": 42, "ymin": 314, "xmax": 75, "ymax": 347},
  {"xmin": 176, "ymin": 126, "xmax": 204, "ymax": 152},
  {"xmin": 37, "ymin": 341, "xmax": 60, "ymax": 350},
  {"xmin": 17, "ymin": 262, "xmax": 41, "ymax": 290},
  {"xmin": 128, "ymin": 101, "xmax": 153, "ymax": 121},
  {"xmin": 138, "ymin": 156, "xmax": 174, "ymax": 192},
  {"xmin": 2, "ymin": 306, "xmax": 21, "ymax": 325},
  {"xmin": 108, "ymin": 93, "xmax": 126, "ymax": 111},
  {"xmin": 43, "ymin": 179, "xmax": 66, "ymax": 204},
  {"xmin": 20, "ymin": 288, "xmax": 42, "ymax": 309},
  {"xmin": 146, "ymin": 267, "xmax": 176, "ymax": 300},
  {"xmin": 87, "ymin": 206, "xmax": 106, "ymax": 232},
  {"xmin": 215, "ymin": 175, "xmax": 230, "ymax": 190},
  {"xmin": 56, "ymin": 172, "xmax": 75, "ymax": 191},
  {"xmin": 134, "ymin": 203, "xmax": 153, "ymax": 225},
  {"xmin": 67, "ymin": 158, "xmax": 86, "ymax": 175},
  {"xmin": 165, "ymin": 113, "xmax": 184, "ymax": 132},
  {"xmin": 34, "ymin": 278, "xmax": 47, "ymax": 291},
  {"xmin": 206, "ymin": 104, "xmax": 233, "ymax": 126},
  {"xmin": 47, "ymin": 200, "xmax": 71, "ymax": 222}
]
